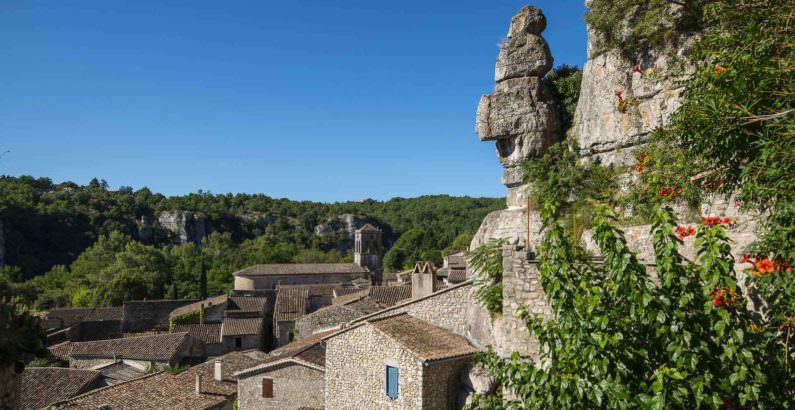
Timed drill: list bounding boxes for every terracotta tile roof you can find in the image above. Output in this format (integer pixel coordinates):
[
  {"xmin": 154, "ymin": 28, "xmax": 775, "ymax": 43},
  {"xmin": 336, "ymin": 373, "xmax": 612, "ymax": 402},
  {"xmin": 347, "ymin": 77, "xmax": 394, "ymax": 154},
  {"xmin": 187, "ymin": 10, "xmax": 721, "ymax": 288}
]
[
  {"xmin": 369, "ymin": 314, "xmax": 480, "ymax": 362},
  {"xmin": 95, "ymin": 361, "xmax": 148, "ymax": 384},
  {"xmin": 45, "ymin": 306, "xmax": 123, "ymax": 327},
  {"xmin": 334, "ymin": 285, "xmax": 411, "ymax": 310},
  {"xmin": 174, "ymin": 323, "xmax": 222, "ymax": 344},
  {"xmin": 222, "ymin": 317, "xmax": 263, "ymax": 336},
  {"xmin": 335, "ymin": 286, "xmax": 368, "ymax": 297},
  {"xmin": 69, "ymin": 332, "xmax": 193, "ymax": 362},
  {"xmin": 368, "ymin": 285, "xmax": 411, "ymax": 307},
  {"xmin": 48, "ymin": 341, "xmax": 74, "ymax": 361},
  {"xmin": 226, "ymin": 296, "xmax": 267, "ymax": 315},
  {"xmin": 348, "ymin": 280, "xmax": 474, "ymax": 326},
  {"xmin": 233, "ymin": 263, "xmax": 369, "ymax": 277},
  {"xmin": 447, "ymin": 268, "xmax": 468, "ymax": 283},
  {"xmin": 279, "ymin": 283, "xmax": 341, "ymax": 297},
  {"xmin": 169, "ymin": 294, "xmax": 229, "ymax": 319},
  {"xmin": 274, "ymin": 287, "xmax": 308, "ymax": 322},
  {"xmin": 269, "ymin": 330, "xmax": 336, "ymax": 357},
  {"xmin": 55, "ymin": 352, "xmax": 259, "ymax": 410},
  {"xmin": 235, "ymin": 337, "xmax": 328, "ymax": 378},
  {"xmin": 19, "ymin": 367, "xmax": 101, "ymax": 410}
]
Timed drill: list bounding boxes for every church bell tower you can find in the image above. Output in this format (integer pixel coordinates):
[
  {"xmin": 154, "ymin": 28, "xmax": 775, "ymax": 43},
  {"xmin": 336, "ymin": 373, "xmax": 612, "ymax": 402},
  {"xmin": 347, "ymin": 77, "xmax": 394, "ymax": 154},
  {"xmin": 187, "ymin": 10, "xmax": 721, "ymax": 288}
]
[{"xmin": 354, "ymin": 223, "xmax": 383, "ymax": 283}]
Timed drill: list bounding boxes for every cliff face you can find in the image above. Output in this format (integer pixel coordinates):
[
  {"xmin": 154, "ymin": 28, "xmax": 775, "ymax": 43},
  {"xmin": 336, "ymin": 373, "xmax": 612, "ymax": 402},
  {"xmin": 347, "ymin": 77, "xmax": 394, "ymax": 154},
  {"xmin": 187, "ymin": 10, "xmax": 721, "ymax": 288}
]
[
  {"xmin": 467, "ymin": 3, "xmax": 757, "ymax": 359},
  {"xmin": 157, "ymin": 210, "xmax": 207, "ymax": 245},
  {"xmin": 573, "ymin": 15, "xmax": 694, "ymax": 166}
]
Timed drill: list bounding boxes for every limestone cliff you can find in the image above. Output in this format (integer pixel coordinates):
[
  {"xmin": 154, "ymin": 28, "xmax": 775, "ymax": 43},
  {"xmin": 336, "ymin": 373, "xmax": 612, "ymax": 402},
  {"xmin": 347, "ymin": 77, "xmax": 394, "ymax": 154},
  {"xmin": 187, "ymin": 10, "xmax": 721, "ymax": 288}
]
[
  {"xmin": 471, "ymin": 5, "xmax": 557, "ymax": 250},
  {"xmin": 157, "ymin": 210, "xmax": 207, "ymax": 245},
  {"xmin": 467, "ymin": 3, "xmax": 760, "ymax": 360}
]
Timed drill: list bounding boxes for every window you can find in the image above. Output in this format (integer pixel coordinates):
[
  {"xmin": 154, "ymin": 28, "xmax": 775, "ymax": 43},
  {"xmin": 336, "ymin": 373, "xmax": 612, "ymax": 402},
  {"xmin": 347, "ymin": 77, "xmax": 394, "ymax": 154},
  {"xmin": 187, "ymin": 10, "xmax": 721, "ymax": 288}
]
[
  {"xmin": 262, "ymin": 378, "xmax": 273, "ymax": 398},
  {"xmin": 235, "ymin": 337, "xmax": 242, "ymax": 348},
  {"xmin": 385, "ymin": 366, "xmax": 399, "ymax": 399}
]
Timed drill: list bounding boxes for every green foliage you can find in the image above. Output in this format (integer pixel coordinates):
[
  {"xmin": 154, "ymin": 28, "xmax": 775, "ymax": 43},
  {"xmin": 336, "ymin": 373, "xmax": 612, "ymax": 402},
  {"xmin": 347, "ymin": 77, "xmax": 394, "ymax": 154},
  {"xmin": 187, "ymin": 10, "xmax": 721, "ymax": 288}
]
[
  {"xmin": 475, "ymin": 207, "xmax": 789, "ymax": 408},
  {"xmin": 0, "ymin": 176, "xmax": 502, "ymax": 307},
  {"xmin": 584, "ymin": 0, "xmax": 710, "ymax": 56},
  {"xmin": 469, "ymin": 239, "xmax": 506, "ymax": 314},
  {"xmin": 168, "ymin": 309, "xmax": 202, "ymax": 332},
  {"xmin": 383, "ymin": 228, "xmax": 443, "ymax": 272},
  {"xmin": 0, "ymin": 285, "xmax": 47, "ymax": 370},
  {"xmin": 164, "ymin": 363, "xmax": 189, "ymax": 375},
  {"xmin": 543, "ymin": 65, "xmax": 583, "ymax": 135},
  {"xmin": 524, "ymin": 140, "xmax": 622, "ymax": 227}
]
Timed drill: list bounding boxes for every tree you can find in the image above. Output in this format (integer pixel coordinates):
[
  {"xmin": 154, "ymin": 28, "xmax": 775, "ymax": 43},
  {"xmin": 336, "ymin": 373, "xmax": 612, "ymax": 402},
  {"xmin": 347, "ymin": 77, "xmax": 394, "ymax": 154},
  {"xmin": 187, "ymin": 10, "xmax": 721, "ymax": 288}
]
[{"xmin": 474, "ymin": 207, "xmax": 787, "ymax": 408}]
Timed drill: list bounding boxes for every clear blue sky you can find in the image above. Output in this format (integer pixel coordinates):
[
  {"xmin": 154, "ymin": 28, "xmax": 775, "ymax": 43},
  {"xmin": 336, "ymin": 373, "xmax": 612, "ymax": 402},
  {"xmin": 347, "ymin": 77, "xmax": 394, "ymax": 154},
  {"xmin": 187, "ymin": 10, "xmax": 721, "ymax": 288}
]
[{"xmin": 0, "ymin": 1, "xmax": 587, "ymax": 202}]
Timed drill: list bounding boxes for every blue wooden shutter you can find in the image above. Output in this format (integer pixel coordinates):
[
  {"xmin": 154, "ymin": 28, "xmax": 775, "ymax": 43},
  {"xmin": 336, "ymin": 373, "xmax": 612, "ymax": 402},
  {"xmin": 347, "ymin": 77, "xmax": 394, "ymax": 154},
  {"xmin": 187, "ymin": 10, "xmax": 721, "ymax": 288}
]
[{"xmin": 385, "ymin": 366, "xmax": 399, "ymax": 398}]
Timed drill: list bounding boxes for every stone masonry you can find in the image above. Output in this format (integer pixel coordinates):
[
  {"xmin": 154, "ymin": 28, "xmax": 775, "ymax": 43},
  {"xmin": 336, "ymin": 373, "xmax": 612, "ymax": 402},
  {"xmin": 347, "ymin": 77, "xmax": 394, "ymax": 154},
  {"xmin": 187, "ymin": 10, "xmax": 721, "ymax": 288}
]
[
  {"xmin": 237, "ymin": 363, "xmax": 325, "ymax": 410},
  {"xmin": 472, "ymin": 6, "xmax": 557, "ymax": 250}
]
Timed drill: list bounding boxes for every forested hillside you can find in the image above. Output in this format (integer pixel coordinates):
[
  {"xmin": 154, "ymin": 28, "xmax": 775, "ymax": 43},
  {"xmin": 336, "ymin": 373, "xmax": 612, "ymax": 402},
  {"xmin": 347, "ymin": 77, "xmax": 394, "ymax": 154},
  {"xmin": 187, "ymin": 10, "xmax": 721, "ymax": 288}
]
[{"xmin": 0, "ymin": 175, "xmax": 503, "ymax": 308}]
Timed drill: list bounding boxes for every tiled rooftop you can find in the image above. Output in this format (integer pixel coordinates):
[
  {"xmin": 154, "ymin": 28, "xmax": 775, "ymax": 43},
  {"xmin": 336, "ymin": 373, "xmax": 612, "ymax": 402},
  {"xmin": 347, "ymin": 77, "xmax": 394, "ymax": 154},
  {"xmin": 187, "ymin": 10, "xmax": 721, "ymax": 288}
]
[
  {"xmin": 174, "ymin": 323, "xmax": 222, "ymax": 344},
  {"xmin": 222, "ymin": 317, "xmax": 263, "ymax": 337},
  {"xmin": 55, "ymin": 352, "xmax": 260, "ymax": 409},
  {"xmin": 95, "ymin": 361, "xmax": 147, "ymax": 385},
  {"xmin": 233, "ymin": 263, "xmax": 369, "ymax": 277},
  {"xmin": 446, "ymin": 268, "xmax": 468, "ymax": 283},
  {"xmin": 369, "ymin": 314, "xmax": 480, "ymax": 362},
  {"xmin": 274, "ymin": 287, "xmax": 309, "ymax": 322},
  {"xmin": 69, "ymin": 332, "xmax": 192, "ymax": 362},
  {"xmin": 46, "ymin": 306, "xmax": 123, "ymax": 328},
  {"xmin": 169, "ymin": 294, "xmax": 229, "ymax": 319},
  {"xmin": 334, "ymin": 285, "xmax": 412, "ymax": 311},
  {"xmin": 226, "ymin": 296, "xmax": 267, "ymax": 315},
  {"xmin": 48, "ymin": 341, "xmax": 74, "ymax": 361},
  {"xmin": 19, "ymin": 367, "xmax": 101, "ymax": 410},
  {"xmin": 235, "ymin": 334, "xmax": 329, "ymax": 379}
]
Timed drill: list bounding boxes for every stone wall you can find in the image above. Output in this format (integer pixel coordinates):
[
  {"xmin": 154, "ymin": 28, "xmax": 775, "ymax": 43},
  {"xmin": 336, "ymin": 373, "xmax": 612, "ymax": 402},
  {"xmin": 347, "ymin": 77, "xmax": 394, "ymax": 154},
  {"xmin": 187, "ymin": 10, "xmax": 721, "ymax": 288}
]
[
  {"xmin": 294, "ymin": 305, "xmax": 363, "ymax": 340},
  {"xmin": 498, "ymin": 246, "xmax": 550, "ymax": 358},
  {"xmin": 73, "ymin": 320, "xmax": 123, "ymax": 342},
  {"xmin": 237, "ymin": 363, "xmax": 324, "ymax": 410},
  {"xmin": 122, "ymin": 299, "xmax": 199, "ymax": 332},
  {"xmin": 325, "ymin": 324, "xmax": 424, "ymax": 409},
  {"xmin": 360, "ymin": 283, "xmax": 474, "ymax": 341},
  {"xmin": 222, "ymin": 334, "xmax": 261, "ymax": 352},
  {"xmin": 422, "ymin": 357, "xmax": 472, "ymax": 410}
]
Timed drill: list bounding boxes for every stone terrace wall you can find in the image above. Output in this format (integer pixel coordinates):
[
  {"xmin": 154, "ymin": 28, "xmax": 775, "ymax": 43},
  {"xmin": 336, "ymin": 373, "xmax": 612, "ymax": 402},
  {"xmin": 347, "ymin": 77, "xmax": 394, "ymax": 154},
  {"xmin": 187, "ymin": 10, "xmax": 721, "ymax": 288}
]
[
  {"xmin": 325, "ymin": 324, "xmax": 423, "ymax": 410},
  {"xmin": 499, "ymin": 246, "xmax": 551, "ymax": 358},
  {"xmin": 122, "ymin": 299, "xmax": 199, "ymax": 332},
  {"xmin": 237, "ymin": 363, "xmax": 324, "ymax": 410},
  {"xmin": 422, "ymin": 357, "xmax": 472, "ymax": 410}
]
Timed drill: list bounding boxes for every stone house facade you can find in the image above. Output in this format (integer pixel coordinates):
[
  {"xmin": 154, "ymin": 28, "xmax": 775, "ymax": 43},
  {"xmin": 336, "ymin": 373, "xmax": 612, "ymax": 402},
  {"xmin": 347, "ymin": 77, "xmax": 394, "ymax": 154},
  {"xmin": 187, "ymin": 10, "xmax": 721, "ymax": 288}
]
[
  {"xmin": 324, "ymin": 313, "xmax": 478, "ymax": 410},
  {"xmin": 235, "ymin": 343, "xmax": 326, "ymax": 410}
]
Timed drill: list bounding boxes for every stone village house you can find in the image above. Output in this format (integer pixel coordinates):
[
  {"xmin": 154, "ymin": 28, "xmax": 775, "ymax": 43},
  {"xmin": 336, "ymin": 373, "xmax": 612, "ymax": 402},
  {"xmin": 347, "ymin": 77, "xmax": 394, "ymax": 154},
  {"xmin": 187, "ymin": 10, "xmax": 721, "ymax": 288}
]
[
  {"xmin": 235, "ymin": 332, "xmax": 329, "ymax": 410},
  {"xmin": 323, "ymin": 313, "xmax": 479, "ymax": 410},
  {"xmin": 67, "ymin": 332, "xmax": 206, "ymax": 372}
]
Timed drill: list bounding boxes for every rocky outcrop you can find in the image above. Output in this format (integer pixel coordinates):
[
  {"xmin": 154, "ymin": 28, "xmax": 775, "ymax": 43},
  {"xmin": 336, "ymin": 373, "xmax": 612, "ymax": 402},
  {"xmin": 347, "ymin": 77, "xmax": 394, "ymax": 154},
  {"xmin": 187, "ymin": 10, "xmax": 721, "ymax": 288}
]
[
  {"xmin": 573, "ymin": 4, "xmax": 695, "ymax": 166},
  {"xmin": 471, "ymin": 5, "xmax": 558, "ymax": 250},
  {"xmin": 157, "ymin": 210, "xmax": 206, "ymax": 245},
  {"xmin": 136, "ymin": 215, "xmax": 153, "ymax": 243},
  {"xmin": 314, "ymin": 214, "xmax": 369, "ymax": 251}
]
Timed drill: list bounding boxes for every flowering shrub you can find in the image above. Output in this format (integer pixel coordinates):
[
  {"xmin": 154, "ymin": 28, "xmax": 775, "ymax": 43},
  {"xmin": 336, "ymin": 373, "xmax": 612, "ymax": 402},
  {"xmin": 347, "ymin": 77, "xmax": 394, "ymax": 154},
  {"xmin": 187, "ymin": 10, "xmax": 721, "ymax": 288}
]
[{"xmin": 472, "ymin": 207, "xmax": 789, "ymax": 408}]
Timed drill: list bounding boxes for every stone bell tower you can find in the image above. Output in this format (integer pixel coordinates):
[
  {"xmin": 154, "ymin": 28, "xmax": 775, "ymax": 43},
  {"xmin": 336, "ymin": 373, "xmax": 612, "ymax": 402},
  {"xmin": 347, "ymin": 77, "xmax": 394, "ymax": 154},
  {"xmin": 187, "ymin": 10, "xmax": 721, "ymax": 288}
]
[{"xmin": 354, "ymin": 223, "xmax": 383, "ymax": 283}]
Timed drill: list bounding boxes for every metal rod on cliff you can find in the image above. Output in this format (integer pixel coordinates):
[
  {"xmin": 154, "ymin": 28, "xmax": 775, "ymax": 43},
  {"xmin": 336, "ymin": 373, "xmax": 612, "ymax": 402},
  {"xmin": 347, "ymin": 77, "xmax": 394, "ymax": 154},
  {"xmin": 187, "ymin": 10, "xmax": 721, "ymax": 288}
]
[{"xmin": 526, "ymin": 198, "xmax": 531, "ymax": 252}]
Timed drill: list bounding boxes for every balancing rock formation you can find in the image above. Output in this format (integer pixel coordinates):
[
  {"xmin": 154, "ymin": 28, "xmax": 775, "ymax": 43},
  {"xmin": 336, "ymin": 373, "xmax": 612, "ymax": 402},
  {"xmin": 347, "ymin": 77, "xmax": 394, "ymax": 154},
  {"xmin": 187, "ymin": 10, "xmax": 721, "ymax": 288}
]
[{"xmin": 471, "ymin": 5, "xmax": 558, "ymax": 249}]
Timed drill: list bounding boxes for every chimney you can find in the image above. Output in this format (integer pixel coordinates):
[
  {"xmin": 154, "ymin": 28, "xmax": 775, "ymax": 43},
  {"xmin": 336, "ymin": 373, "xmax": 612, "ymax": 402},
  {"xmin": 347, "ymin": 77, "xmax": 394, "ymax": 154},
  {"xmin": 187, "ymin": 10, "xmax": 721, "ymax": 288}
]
[
  {"xmin": 411, "ymin": 262, "xmax": 437, "ymax": 299},
  {"xmin": 195, "ymin": 374, "xmax": 202, "ymax": 395},
  {"xmin": 199, "ymin": 304, "xmax": 205, "ymax": 325},
  {"xmin": 214, "ymin": 360, "xmax": 222, "ymax": 382}
]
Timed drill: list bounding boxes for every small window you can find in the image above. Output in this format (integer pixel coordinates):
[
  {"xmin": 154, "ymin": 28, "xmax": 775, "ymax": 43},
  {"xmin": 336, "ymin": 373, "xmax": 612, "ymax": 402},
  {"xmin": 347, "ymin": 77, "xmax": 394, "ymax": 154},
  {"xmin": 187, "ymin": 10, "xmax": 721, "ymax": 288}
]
[
  {"xmin": 235, "ymin": 337, "xmax": 242, "ymax": 348},
  {"xmin": 385, "ymin": 366, "xmax": 399, "ymax": 399},
  {"xmin": 262, "ymin": 378, "xmax": 273, "ymax": 398}
]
